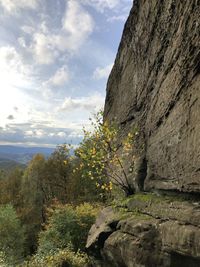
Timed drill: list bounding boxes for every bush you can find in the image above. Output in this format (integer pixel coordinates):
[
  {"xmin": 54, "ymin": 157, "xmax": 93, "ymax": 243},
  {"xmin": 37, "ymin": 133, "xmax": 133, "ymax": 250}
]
[
  {"xmin": 20, "ymin": 248, "xmax": 89, "ymax": 267},
  {"xmin": 76, "ymin": 111, "xmax": 137, "ymax": 197},
  {"xmin": 38, "ymin": 202, "xmax": 100, "ymax": 255},
  {"xmin": 0, "ymin": 204, "xmax": 25, "ymax": 265}
]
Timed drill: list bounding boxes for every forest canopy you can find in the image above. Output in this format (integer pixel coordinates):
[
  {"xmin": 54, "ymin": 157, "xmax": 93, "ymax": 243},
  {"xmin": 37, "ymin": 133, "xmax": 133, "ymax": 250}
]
[{"xmin": 0, "ymin": 112, "xmax": 136, "ymax": 266}]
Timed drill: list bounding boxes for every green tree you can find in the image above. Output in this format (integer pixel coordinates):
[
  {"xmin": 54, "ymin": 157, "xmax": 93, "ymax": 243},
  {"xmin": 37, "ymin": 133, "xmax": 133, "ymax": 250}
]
[
  {"xmin": 45, "ymin": 144, "xmax": 73, "ymax": 203},
  {"xmin": 69, "ymin": 157, "xmax": 103, "ymax": 204},
  {"xmin": 2, "ymin": 168, "xmax": 23, "ymax": 208},
  {"xmin": 76, "ymin": 111, "xmax": 137, "ymax": 196},
  {"xmin": 38, "ymin": 202, "xmax": 99, "ymax": 255},
  {"xmin": 0, "ymin": 204, "xmax": 25, "ymax": 266},
  {"xmin": 20, "ymin": 248, "xmax": 89, "ymax": 267},
  {"xmin": 21, "ymin": 154, "xmax": 47, "ymax": 253},
  {"xmin": 0, "ymin": 170, "xmax": 7, "ymax": 205}
]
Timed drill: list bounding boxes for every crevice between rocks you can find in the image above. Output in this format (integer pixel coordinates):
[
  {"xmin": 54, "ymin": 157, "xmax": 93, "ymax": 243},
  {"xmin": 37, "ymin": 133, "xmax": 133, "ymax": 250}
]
[{"xmin": 170, "ymin": 252, "xmax": 200, "ymax": 267}]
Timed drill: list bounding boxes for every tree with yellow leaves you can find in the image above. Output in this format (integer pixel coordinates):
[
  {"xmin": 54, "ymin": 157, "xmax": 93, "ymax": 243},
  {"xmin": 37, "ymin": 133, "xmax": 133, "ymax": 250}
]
[{"xmin": 76, "ymin": 111, "xmax": 138, "ymax": 197}]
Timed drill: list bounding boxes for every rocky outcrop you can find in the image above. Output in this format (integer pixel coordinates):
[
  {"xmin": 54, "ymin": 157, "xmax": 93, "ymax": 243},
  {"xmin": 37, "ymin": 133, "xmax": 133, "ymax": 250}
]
[
  {"xmin": 86, "ymin": 194, "xmax": 200, "ymax": 267},
  {"xmin": 86, "ymin": 0, "xmax": 200, "ymax": 265},
  {"xmin": 104, "ymin": 0, "xmax": 200, "ymax": 193}
]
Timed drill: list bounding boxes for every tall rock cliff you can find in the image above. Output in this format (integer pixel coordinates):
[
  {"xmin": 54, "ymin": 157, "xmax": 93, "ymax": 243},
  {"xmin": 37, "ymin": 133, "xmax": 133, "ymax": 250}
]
[
  {"xmin": 104, "ymin": 0, "xmax": 200, "ymax": 193},
  {"xmin": 87, "ymin": 1, "xmax": 200, "ymax": 266}
]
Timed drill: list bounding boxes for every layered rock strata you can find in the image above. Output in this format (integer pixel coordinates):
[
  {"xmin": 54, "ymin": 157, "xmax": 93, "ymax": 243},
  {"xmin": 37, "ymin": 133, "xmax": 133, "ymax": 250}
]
[
  {"xmin": 86, "ymin": 194, "xmax": 200, "ymax": 267},
  {"xmin": 87, "ymin": 0, "xmax": 200, "ymax": 265},
  {"xmin": 104, "ymin": 0, "xmax": 200, "ymax": 193}
]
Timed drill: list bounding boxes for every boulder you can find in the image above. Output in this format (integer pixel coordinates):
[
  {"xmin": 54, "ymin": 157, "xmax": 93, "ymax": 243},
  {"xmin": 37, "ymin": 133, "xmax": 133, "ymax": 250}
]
[{"xmin": 86, "ymin": 194, "xmax": 200, "ymax": 267}]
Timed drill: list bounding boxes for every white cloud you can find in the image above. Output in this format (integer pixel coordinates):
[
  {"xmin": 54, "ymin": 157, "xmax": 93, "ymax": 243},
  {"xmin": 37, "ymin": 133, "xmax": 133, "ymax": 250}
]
[
  {"xmin": 0, "ymin": 46, "xmax": 20, "ymax": 66},
  {"xmin": 0, "ymin": 46, "xmax": 33, "ymax": 88},
  {"xmin": 24, "ymin": 130, "xmax": 34, "ymax": 136},
  {"xmin": 35, "ymin": 129, "xmax": 45, "ymax": 138},
  {"xmin": 93, "ymin": 63, "xmax": 113, "ymax": 79},
  {"xmin": 18, "ymin": 37, "xmax": 27, "ymax": 48},
  {"xmin": 57, "ymin": 132, "xmax": 67, "ymax": 138},
  {"xmin": 81, "ymin": 0, "xmax": 120, "ymax": 12},
  {"xmin": 107, "ymin": 14, "xmax": 127, "ymax": 22},
  {"xmin": 21, "ymin": 25, "xmax": 35, "ymax": 34},
  {"xmin": 81, "ymin": 0, "xmax": 132, "ymax": 22},
  {"xmin": 60, "ymin": 92, "xmax": 105, "ymax": 113},
  {"xmin": 62, "ymin": 0, "xmax": 94, "ymax": 52},
  {"xmin": 41, "ymin": 87, "xmax": 54, "ymax": 99},
  {"xmin": 0, "ymin": 46, "xmax": 36, "ymax": 127},
  {"xmin": 0, "ymin": 0, "xmax": 39, "ymax": 13},
  {"xmin": 32, "ymin": 33, "xmax": 58, "ymax": 65},
  {"xmin": 48, "ymin": 66, "xmax": 70, "ymax": 87},
  {"xmin": 0, "ymin": 0, "xmax": 131, "ymax": 147},
  {"xmin": 0, "ymin": 122, "xmax": 84, "ymax": 146},
  {"xmin": 41, "ymin": 66, "xmax": 70, "ymax": 99},
  {"xmin": 25, "ymin": 1, "xmax": 94, "ymax": 65}
]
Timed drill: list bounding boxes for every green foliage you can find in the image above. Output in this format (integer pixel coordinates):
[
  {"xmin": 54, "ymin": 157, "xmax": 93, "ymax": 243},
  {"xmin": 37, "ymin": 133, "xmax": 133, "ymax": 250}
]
[
  {"xmin": 20, "ymin": 248, "xmax": 89, "ymax": 267},
  {"xmin": 76, "ymin": 111, "xmax": 137, "ymax": 196},
  {"xmin": 0, "ymin": 168, "xmax": 24, "ymax": 207},
  {"xmin": 0, "ymin": 169, "xmax": 6, "ymax": 180},
  {"xmin": 0, "ymin": 204, "xmax": 25, "ymax": 266},
  {"xmin": 38, "ymin": 202, "xmax": 100, "ymax": 255},
  {"xmin": 20, "ymin": 154, "xmax": 47, "ymax": 254},
  {"xmin": 0, "ymin": 143, "xmax": 103, "ymax": 257},
  {"xmin": 0, "ymin": 159, "xmax": 25, "ymax": 171},
  {"xmin": 0, "ymin": 251, "xmax": 7, "ymax": 267},
  {"xmin": 0, "ymin": 168, "xmax": 25, "ymax": 208},
  {"xmin": 20, "ymin": 203, "xmax": 98, "ymax": 267},
  {"xmin": 0, "ymin": 139, "xmax": 108, "ymax": 264},
  {"xmin": 20, "ymin": 147, "xmax": 74, "ymax": 254},
  {"xmin": 45, "ymin": 144, "xmax": 73, "ymax": 203},
  {"xmin": 70, "ymin": 158, "xmax": 104, "ymax": 204}
]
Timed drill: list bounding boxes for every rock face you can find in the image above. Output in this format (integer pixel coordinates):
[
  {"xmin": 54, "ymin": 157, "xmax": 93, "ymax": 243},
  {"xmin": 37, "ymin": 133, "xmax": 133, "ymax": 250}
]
[
  {"xmin": 86, "ymin": 194, "xmax": 200, "ymax": 267},
  {"xmin": 104, "ymin": 0, "xmax": 200, "ymax": 193},
  {"xmin": 87, "ymin": 0, "xmax": 200, "ymax": 266}
]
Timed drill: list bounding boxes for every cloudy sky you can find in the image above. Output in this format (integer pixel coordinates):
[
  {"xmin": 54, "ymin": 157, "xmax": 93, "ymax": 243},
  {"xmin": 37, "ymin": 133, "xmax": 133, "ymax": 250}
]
[{"xmin": 0, "ymin": 0, "xmax": 132, "ymax": 147}]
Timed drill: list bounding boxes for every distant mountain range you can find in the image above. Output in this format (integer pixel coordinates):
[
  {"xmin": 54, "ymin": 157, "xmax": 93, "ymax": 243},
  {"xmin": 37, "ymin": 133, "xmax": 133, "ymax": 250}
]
[
  {"xmin": 0, "ymin": 157, "xmax": 26, "ymax": 171},
  {"xmin": 0, "ymin": 145, "xmax": 55, "ymax": 169}
]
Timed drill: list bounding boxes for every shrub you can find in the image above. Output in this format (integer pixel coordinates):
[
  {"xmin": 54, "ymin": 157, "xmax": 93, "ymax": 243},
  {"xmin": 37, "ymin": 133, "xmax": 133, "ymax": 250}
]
[
  {"xmin": 38, "ymin": 203, "xmax": 100, "ymax": 255},
  {"xmin": 0, "ymin": 204, "xmax": 25, "ymax": 265},
  {"xmin": 76, "ymin": 111, "xmax": 137, "ymax": 196},
  {"xmin": 19, "ymin": 248, "xmax": 89, "ymax": 267}
]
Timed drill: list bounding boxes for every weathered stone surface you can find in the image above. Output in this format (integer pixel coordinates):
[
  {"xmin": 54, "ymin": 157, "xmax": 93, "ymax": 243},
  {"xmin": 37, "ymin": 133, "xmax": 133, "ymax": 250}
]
[
  {"xmin": 88, "ymin": 0, "xmax": 200, "ymax": 265},
  {"xmin": 104, "ymin": 0, "xmax": 200, "ymax": 193},
  {"xmin": 86, "ymin": 207, "xmax": 118, "ymax": 252},
  {"xmin": 159, "ymin": 221, "xmax": 200, "ymax": 258},
  {"xmin": 102, "ymin": 217, "xmax": 163, "ymax": 267},
  {"xmin": 86, "ymin": 194, "xmax": 200, "ymax": 267},
  {"xmin": 127, "ymin": 194, "xmax": 200, "ymax": 226}
]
